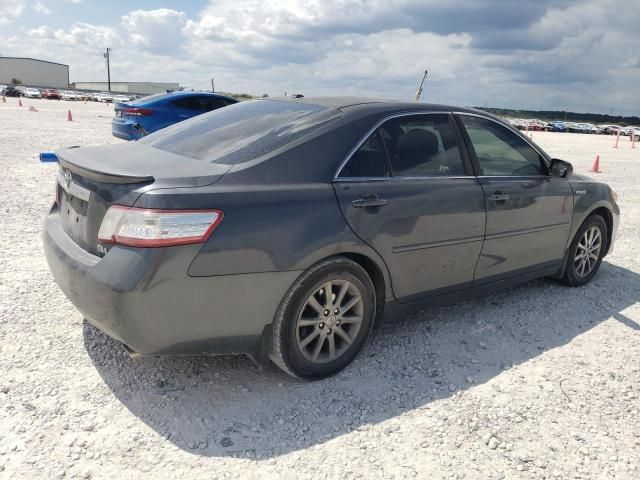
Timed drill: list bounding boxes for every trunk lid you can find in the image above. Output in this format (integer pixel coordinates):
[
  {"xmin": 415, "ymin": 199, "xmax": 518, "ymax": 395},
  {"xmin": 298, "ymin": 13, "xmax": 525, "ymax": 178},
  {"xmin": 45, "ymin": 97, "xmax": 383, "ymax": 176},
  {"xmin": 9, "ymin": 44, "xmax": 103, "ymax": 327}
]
[{"xmin": 55, "ymin": 143, "xmax": 231, "ymax": 255}]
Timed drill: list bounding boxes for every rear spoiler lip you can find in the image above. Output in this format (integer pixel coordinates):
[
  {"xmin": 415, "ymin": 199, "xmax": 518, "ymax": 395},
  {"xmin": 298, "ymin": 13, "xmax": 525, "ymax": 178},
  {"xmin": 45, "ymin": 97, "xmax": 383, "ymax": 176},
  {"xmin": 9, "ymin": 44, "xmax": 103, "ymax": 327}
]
[{"xmin": 57, "ymin": 154, "xmax": 154, "ymax": 185}]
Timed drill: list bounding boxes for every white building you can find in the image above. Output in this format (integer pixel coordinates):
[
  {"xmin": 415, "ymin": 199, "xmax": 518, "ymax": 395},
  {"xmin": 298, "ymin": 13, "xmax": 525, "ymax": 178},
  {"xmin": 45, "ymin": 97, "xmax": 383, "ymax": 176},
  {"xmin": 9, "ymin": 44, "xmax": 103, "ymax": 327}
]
[
  {"xmin": 0, "ymin": 57, "xmax": 69, "ymax": 89},
  {"xmin": 71, "ymin": 81, "xmax": 180, "ymax": 95}
]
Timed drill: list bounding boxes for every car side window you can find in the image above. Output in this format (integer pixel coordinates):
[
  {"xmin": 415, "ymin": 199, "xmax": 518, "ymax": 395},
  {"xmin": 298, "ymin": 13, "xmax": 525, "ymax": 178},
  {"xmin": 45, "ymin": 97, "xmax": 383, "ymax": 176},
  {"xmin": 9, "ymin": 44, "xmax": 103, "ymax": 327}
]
[
  {"xmin": 171, "ymin": 96, "xmax": 211, "ymax": 112},
  {"xmin": 339, "ymin": 129, "xmax": 389, "ymax": 178},
  {"xmin": 459, "ymin": 115, "xmax": 547, "ymax": 176},
  {"xmin": 209, "ymin": 98, "xmax": 230, "ymax": 110},
  {"xmin": 379, "ymin": 114, "xmax": 465, "ymax": 177}
]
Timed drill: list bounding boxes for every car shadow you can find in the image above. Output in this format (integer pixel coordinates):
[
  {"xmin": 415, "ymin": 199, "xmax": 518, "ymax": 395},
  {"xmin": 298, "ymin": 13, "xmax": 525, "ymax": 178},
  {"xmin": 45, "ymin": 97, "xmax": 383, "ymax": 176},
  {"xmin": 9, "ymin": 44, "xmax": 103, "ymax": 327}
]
[{"xmin": 83, "ymin": 261, "xmax": 640, "ymax": 459}]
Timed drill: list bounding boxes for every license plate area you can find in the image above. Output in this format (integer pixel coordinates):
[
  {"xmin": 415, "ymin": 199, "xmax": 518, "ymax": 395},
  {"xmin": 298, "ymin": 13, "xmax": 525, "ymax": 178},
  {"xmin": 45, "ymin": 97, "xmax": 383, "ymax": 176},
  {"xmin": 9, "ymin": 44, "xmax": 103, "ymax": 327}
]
[{"xmin": 59, "ymin": 189, "xmax": 89, "ymax": 245}]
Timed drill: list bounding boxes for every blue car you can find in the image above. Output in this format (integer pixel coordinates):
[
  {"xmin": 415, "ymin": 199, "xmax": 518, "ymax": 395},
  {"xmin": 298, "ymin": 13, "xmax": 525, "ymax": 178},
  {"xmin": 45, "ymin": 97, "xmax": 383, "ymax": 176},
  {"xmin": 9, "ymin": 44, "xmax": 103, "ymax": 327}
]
[{"xmin": 111, "ymin": 91, "xmax": 238, "ymax": 140}]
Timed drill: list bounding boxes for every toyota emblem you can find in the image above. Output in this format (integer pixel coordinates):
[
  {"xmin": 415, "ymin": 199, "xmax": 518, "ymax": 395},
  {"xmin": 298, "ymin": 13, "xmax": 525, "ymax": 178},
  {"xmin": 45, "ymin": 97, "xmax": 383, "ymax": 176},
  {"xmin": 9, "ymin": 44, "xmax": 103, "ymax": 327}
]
[{"xmin": 64, "ymin": 169, "xmax": 72, "ymax": 189}]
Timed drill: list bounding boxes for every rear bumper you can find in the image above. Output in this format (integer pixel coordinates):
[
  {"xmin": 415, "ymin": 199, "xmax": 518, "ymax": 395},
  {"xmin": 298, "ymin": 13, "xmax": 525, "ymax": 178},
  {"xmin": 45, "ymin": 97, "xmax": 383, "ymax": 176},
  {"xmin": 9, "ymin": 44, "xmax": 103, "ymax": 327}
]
[
  {"xmin": 43, "ymin": 205, "xmax": 301, "ymax": 356},
  {"xmin": 111, "ymin": 118, "xmax": 143, "ymax": 141}
]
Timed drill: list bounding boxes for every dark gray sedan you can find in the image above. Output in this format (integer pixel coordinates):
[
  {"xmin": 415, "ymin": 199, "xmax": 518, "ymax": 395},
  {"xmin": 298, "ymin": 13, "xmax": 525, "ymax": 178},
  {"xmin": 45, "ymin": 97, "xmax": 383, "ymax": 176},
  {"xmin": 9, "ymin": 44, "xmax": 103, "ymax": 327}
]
[{"xmin": 43, "ymin": 97, "xmax": 620, "ymax": 379}]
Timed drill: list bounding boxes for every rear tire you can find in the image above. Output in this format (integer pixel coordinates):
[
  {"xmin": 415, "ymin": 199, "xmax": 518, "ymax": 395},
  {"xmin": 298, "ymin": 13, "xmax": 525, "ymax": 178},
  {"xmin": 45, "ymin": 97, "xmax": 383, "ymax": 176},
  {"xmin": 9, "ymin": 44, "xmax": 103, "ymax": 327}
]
[
  {"xmin": 270, "ymin": 257, "xmax": 376, "ymax": 380},
  {"xmin": 560, "ymin": 214, "xmax": 607, "ymax": 287}
]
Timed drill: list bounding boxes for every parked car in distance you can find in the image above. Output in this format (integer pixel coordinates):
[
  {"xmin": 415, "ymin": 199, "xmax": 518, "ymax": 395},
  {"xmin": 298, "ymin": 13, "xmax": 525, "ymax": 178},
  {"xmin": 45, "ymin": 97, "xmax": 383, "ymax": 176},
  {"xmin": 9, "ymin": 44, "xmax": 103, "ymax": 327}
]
[
  {"xmin": 60, "ymin": 90, "xmax": 77, "ymax": 101},
  {"xmin": 549, "ymin": 121, "xmax": 566, "ymax": 132},
  {"xmin": 112, "ymin": 94, "xmax": 132, "ymax": 103},
  {"xmin": 3, "ymin": 86, "xmax": 22, "ymax": 97},
  {"xmin": 98, "ymin": 92, "xmax": 114, "ymax": 103},
  {"xmin": 24, "ymin": 87, "xmax": 42, "ymax": 98},
  {"xmin": 600, "ymin": 125, "xmax": 623, "ymax": 135},
  {"xmin": 111, "ymin": 91, "xmax": 238, "ymax": 140},
  {"xmin": 42, "ymin": 89, "xmax": 61, "ymax": 100},
  {"xmin": 44, "ymin": 97, "xmax": 620, "ymax": 379}
]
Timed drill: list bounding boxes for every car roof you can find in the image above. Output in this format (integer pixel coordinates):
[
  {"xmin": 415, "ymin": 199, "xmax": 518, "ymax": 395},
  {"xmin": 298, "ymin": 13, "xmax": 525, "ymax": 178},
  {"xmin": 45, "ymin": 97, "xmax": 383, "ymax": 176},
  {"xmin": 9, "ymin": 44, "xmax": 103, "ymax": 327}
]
[
  {"xmin": 265, "ymin": 96, "xmax": 481, "ymax": 115},
  {"xmin": 166, "ymin": 90, "xmax": 234, "ymax": 98},
  {"xmin": 133, "ymin": 90, "xmax": 237, "ymax": 105}
]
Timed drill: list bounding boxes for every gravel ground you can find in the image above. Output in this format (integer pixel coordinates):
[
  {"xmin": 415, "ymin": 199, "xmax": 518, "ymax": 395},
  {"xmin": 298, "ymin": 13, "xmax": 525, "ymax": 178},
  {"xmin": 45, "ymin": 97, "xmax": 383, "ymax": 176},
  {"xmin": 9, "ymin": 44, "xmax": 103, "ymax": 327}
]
[{"xmin": 1, "ymin": 98, "xmax": 639, "ymax": 479}]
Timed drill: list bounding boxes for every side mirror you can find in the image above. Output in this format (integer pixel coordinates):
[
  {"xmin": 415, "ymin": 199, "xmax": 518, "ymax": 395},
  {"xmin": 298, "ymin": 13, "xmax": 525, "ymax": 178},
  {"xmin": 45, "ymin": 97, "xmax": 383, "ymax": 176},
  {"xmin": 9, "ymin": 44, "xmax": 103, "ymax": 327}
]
[{"xmin": 550, "ymin": 158, "xmax": 572, "ymax": 178}]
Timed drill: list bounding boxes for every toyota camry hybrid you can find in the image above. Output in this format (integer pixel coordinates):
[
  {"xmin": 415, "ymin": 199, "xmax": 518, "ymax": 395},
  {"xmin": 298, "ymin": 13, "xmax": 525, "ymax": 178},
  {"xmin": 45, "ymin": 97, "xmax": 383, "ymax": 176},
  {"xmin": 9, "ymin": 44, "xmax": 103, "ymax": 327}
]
[{"xmin": 43, "ymin": 97, "xmax": 619, "ymax": 379}]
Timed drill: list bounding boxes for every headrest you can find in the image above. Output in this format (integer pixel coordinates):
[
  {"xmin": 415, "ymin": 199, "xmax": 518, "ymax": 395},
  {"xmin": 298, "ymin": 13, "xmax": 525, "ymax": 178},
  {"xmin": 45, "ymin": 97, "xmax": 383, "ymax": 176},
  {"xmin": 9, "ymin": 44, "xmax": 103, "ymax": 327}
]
[{"xmin": 396, "ymin": 129, "xmax": 439, "ymax": 158}]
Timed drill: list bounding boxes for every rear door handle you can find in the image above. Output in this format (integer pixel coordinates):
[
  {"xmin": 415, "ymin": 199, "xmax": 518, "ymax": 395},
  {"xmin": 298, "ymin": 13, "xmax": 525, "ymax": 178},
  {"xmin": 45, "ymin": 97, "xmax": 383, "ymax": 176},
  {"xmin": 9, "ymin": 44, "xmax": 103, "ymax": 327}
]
[
  {"xmin": 487, "ymin": 193, "xmax": 510, "ymax": 201},
  {"xmin": 352, "ymin": 195, "xmax": 388, "ymax": 208}
]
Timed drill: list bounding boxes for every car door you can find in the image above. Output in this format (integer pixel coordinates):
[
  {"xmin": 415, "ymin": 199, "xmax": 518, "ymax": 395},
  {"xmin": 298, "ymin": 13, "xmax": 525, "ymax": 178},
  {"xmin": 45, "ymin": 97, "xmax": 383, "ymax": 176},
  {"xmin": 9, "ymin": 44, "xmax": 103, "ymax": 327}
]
[
  {"xmin": 455, "ymin": 113, "xmax": 573, "ymax": 281},
  {"xmin": 333, "ymin": 113, "xmax": 486, "ymax": 303}
]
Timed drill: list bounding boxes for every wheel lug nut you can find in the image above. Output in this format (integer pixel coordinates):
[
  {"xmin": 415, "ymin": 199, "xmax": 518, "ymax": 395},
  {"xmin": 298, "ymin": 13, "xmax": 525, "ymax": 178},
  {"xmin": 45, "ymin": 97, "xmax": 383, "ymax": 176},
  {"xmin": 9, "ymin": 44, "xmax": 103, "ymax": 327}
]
[
  {"xmin": 327, "ymin": 329, "xmax": 332, "ymax": 334},
  {"xmin": 334, "ymin": 308, "xmax": 339, "ymax": 314},
  {"xmin": 319, "ymin": 323, "xmax": 324, "ymax": 329},
  {"xmin": 336, "ymin": 320, "xmax": 340, "ymax": 326},
  {"xmin": 324, "ymin": 310, "xmax": 330, "ymax": 316}
]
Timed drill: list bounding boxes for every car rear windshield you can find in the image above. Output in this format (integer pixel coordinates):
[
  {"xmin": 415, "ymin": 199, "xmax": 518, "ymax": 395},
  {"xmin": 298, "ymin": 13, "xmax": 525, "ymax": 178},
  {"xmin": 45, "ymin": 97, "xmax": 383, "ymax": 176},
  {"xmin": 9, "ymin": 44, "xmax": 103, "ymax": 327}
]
[{"xmin": 139, "ymin": 100, "xmax": 342, "ymax": 165}]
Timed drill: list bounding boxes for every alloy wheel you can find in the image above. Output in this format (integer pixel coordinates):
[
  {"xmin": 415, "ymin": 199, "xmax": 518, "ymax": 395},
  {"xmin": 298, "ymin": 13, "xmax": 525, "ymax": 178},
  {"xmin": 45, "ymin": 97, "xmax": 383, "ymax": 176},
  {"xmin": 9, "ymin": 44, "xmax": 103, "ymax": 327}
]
[
  {"xmin": 574, "ymin": 226, "xmax": 602, "ymax": 278},
  {"xmin": 295, "ymin": 279, "xmax": 364, "ymax": 363}
]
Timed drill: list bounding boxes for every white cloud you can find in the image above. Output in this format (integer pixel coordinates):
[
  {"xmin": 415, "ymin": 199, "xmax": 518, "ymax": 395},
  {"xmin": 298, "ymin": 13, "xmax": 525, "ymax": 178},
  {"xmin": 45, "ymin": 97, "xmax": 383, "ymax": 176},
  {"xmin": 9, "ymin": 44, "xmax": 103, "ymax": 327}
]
[
  {"xmin": 33, "ymin": 1, "xmax": 51, "ymax": 15},
  {"xmin": 0, "ymin": 0, "xmax": 637, "ymax": 114},
  {"xmin": 0, "ymin": 0, "xmax": 25, "ymax": 26},
  {"xmin": 121, "ymin": 9, "xmax": 188, "ymax": 55},
  {"xmin": 30, "ymin": 23, "xmax": 122, "ymax": 50}
]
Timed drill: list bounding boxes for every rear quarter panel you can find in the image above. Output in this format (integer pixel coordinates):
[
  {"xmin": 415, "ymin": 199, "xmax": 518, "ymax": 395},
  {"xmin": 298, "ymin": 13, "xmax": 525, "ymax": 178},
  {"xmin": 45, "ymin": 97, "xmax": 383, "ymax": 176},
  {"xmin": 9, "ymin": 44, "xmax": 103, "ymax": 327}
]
[{"xmin": 134, "ymin": 182, "xmax": 391, "ymax": 292}]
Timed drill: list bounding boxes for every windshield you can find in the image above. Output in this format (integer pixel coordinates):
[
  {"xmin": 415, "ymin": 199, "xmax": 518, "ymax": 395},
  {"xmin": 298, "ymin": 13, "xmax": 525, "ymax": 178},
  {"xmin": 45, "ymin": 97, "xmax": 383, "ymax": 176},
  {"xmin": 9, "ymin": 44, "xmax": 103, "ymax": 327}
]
[{"xmin": 139, "ymin": 99, "xmax": 342, "ymax": 165}]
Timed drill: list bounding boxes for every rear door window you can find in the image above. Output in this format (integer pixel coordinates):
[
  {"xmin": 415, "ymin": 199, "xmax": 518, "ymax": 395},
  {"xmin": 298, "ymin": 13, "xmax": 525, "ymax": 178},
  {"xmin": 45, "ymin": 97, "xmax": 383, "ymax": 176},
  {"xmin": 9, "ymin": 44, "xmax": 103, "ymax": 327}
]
[
  {"xmin": 209, "ymin": 98, "xmax": 232, "ymax": 110},
  {"xmin": 380, "ymin": 114, "xmax": 465, "ymax": 177},
  {"xmin": 339, "ymin": 130, "xmax": 389, "ymax": 178},
  {"xmin": 171, "ymin": 96, "xmax": 211, "ymax": 112}
]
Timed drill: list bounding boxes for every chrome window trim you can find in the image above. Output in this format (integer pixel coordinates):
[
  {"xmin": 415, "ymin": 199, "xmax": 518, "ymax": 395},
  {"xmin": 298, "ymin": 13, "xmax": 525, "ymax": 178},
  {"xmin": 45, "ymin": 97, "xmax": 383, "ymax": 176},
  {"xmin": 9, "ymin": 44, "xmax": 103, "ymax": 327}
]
[
  {"xmin": 333, "ymin": 110, "xmax": 451, "ymax": 181},
  {"xmin": 334, "ymin": 177, "xmax": 390, "ymax": 183},
  {"xmin": 453, "ymin": 111, "xmax": 552, "ymax": 170},
  {"xmin": 476, "ymin": 175, "xmax": 550, "ymax": 179},
  {"xmin": 391, "ymin": 176, "xmax": 476, "ymax": 181}
]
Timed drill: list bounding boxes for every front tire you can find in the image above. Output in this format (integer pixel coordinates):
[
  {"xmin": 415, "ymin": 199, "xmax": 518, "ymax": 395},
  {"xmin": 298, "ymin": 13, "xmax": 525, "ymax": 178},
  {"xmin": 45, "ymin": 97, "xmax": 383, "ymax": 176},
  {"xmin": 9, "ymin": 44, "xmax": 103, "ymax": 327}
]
[
  {"xmin": 270, "ymin": 257, "xmax": 376, "ymax": 380},
  {"xmin": 560, "ymin": 214, "xmax": 607, "ymax": 287}
]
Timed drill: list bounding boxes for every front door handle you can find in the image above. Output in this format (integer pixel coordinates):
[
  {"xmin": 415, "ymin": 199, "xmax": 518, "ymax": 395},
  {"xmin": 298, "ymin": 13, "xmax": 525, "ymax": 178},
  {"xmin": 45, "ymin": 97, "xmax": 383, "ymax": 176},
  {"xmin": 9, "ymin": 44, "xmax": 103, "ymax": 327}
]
[
  {"xmin": 487, "ymin": 193, "xmax": 510, "ymax": 201},
  {"xmin": 352, "ymin": 195, "xmax": 389, "ymax": 208}
]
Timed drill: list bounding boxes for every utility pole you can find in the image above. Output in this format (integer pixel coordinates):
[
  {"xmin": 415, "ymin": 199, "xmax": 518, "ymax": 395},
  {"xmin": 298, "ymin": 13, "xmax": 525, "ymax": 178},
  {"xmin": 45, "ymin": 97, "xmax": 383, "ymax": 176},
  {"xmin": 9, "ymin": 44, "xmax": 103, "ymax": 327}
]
[
  {"xmin": 211, "ymin": 78, "xmax": 215, "ymax": 92},
  {"xmin": 415, "ymin": 69, "xmax": 428, "ymax": 101},
  {"xmin": 104, "ymin": 48, "xmax": 111, "ymax": 92}
]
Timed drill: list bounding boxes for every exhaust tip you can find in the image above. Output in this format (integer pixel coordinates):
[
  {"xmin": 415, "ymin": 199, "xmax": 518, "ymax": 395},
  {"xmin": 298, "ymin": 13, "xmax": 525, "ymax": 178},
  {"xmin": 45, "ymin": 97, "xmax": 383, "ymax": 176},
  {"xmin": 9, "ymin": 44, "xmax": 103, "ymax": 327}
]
[{"xmin": 123, "ymin": 344, "xmax": 144, "ymax": 359}]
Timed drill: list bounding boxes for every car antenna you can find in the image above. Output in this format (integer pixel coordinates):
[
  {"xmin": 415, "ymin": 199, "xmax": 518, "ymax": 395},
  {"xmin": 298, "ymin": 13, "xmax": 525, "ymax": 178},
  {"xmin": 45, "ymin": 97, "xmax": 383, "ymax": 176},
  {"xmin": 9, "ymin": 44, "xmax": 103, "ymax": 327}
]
[{"xmin": 415, "ymin": 69, "xmax": 428, "ymax": 101}]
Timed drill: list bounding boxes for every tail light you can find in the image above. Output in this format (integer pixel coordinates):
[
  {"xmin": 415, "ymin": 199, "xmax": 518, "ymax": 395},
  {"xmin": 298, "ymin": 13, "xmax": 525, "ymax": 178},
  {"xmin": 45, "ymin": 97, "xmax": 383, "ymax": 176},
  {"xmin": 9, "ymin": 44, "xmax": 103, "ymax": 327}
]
[
  {"xmin": 98, "ymin": 206, "xmax": 223, "ymax": 247},
  {"xmin": 122, "ymin": 107, "xmax": 153, "ymax": 116}
]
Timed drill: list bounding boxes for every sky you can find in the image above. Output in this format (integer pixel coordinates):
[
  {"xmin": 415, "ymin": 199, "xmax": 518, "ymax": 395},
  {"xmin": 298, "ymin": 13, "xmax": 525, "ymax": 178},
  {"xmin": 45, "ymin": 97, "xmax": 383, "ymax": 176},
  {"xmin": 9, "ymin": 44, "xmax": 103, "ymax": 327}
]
[{"xmin": 1, "ymin": 0, "xmax": 639, "ymax": 115}]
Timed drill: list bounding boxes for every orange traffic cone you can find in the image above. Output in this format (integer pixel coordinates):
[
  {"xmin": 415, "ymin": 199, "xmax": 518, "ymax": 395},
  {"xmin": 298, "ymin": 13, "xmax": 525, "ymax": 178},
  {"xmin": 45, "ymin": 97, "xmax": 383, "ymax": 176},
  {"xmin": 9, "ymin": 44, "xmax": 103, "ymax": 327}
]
[
  {"xmin": 67, "ymin": 109, "xmax": 73, "ymax": 121},
  {"xmin": 18, "ymin": 98, "xmax": 23, "ymax": 107},
  {"xmin": 29, "ymin": 106, "xmax": 38, "ymax": 112},
  {"xmin": 590, "ymin": 155, "xmax": 601, "ymax": 173}
]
